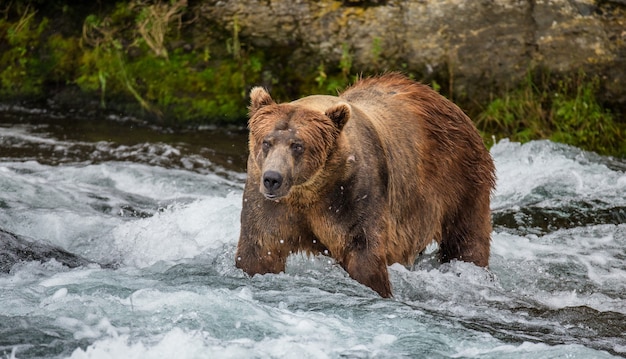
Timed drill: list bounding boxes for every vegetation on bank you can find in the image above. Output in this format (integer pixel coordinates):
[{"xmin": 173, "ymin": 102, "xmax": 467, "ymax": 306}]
[
  {"xmin": 0, "ymin": 1, "xmax": 268, "ymax": 123},
  {"xmin": 476, "ymin": 72, "xmax": 625, "ymax": 157},
  {"xmin": 0, "ymin": 2, "xmax": 624, "ymax": 157}
]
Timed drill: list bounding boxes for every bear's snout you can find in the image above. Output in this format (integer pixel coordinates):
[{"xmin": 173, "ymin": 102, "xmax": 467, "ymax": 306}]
[{"xmin": 262, "ymin": 170, "xmax": 284, "ymax": 198}]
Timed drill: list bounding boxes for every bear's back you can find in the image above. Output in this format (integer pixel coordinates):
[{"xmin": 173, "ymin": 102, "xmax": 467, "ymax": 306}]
[
  {"xmin": 339, "ymin": 74, "xmax": 495, "ymax": 266},
  {"xmin": 291, "ymin": 95, "xmax": 343, "ymax": 113}
]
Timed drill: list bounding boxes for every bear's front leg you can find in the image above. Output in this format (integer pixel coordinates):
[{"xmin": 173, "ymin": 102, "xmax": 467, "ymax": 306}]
[
  {"xmin": 340, "ymin": 234, "xmax": 392, "ymax": 298},
  {"xmin": 235, "ymin": 235, "xmax": 287, "ymax": 276}
]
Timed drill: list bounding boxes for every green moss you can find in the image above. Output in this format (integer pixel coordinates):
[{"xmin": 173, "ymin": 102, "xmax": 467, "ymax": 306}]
[
  {"xmin": 45, "ymin": 34, "xmax": 80, "ymax": 83},
  {"xmin": 313, "ymin": 62, "xmax": 352, "ymax": 95},
  {"xmin": 128, "ymin": 49, "xmax": 265, "ymax": 122},
  {"xmin": 71, "ymin": 1, "xmax": 267, "ymax": 123},
  {"xmin": 0, "ymin": 9, "xmax": 48, "ymax": 97}
]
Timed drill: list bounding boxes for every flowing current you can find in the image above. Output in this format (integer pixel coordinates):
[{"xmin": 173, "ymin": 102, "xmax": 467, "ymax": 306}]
[{"xmin": 0, "ymin": 106, "xmax": 625, "ymax": 358}]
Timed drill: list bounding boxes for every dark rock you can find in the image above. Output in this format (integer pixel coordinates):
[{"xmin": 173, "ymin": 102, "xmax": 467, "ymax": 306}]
[
  {"xmin": 0, "ymin": 228, "xmax": 97, "ymax": 273},
  {"xmin": 195, "ymin": 0, "xmax": 626, "ymax": 107}
]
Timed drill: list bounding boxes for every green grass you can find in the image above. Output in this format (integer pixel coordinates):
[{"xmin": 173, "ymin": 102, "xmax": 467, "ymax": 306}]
[{"xmin": 476, "ymin": 72, "xmax": 625, "ymax": 157}]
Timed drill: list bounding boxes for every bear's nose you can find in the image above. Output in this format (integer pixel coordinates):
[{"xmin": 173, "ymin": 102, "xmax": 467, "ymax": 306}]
[{"xmin": 262, "ymin": 171, "xmax": 283, "ymax": 191}]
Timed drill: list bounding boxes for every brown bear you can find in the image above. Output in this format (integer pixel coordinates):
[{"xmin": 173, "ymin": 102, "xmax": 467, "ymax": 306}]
[{"xmin": 235, "ymin": 73, "xmax": 496, "ymax": 297}]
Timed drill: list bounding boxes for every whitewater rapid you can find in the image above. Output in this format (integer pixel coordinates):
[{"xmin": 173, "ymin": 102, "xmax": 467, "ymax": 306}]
[{"xmin": 0, "ymin": 113, "xmax": 625, "ymax": 358}]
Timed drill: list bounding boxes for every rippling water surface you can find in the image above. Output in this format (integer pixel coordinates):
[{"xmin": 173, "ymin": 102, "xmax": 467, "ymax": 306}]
[{"xmin": 0, "ymin": 106, "xmax": 625, "ymax": 358}]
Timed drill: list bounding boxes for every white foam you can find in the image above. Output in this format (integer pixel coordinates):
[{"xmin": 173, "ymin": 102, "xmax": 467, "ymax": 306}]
[
  {"xmin": 534, "ymin": 290, "xmax": 626, "ymax": 314},
  {"xmin": 68, "ymin": 311, "xmax": 390, "ymax": 359},
  {"xmin": 56, "ymin": 317, "xmax": 121, "ymax": 341},
  {"xmin": 67, "ymin": 286, "xmax": 369, "ymax": 358},
  {"xmin": 491, "ymin": 139, "xmax": 626, "ymax": 210},
  {"xmin": 451, "ymin": 341, "xmax": 613, "ymax": 358},
  {"xmin": 492, "ymin": 224, "xmax": 626, "ymax": 292},
  {"xmin": 39, "ymin": 268, "xmax": 100, "ymax": 287},
  {"xmin": 112, "ymin": 194, "xmax": 242, "ymax": 267},
  {"xmin": 0, "ymin": 124, "xmax": 63, "ymax": 146},
  {"xmin": 0, "ymin": 160, "xmax": 241, "ymax": 263}
]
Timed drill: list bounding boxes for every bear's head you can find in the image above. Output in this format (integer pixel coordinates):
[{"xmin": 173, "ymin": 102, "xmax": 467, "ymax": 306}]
[{"xmin": 247, "ymin": 87, "xmax": 351, "ymax": 200}]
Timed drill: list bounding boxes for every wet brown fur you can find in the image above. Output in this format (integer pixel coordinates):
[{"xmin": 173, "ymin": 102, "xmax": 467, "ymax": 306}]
[{"xmin": 236, "ymin": 73, "xmax": 496, "ymax": 297}]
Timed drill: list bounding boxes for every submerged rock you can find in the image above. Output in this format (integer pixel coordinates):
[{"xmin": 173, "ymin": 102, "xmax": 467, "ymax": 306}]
[{"xmin": 0, "ymin": 228, "xmax": 96, "ymax": 273}]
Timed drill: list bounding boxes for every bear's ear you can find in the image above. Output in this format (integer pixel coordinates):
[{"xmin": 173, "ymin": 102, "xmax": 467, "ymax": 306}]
[
  {"xmin": 325, "ymin": 102, "xmax": 351, "ymax": 131},
  {"xmin": 249, "ymin": 87, "xmax": 275, "ymax": 115}
]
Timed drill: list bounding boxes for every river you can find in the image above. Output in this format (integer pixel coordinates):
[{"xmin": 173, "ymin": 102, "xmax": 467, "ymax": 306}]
[{"xmin": 0, "ymin": 105, "xmax": 625, "ymax": 358}]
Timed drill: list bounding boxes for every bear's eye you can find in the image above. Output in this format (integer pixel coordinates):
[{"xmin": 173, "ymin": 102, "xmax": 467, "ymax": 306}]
[
  {"xmin": 262, "ymin": 141, "xmax": 271, "ymax": 152},
  {"xmin": 291, "ymin": 143, "xmax": 304, "ymax": 154}
]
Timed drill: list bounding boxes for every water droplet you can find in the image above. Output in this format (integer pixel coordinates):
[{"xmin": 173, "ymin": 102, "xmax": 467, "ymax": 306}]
[
  {"xmin": 323, "ymin": 249, "xmax": 329, "ymax": 255},
  {"xmin": 237, "ymin": 256, "xmax": 241, "ymax": 261},
  {"xmin": 279, "ymin": 239, "xmax": 284, "ymax": 244},
  {"xmin": 267, "ymin": 251, "xmax": 271, "ymax": 255}
]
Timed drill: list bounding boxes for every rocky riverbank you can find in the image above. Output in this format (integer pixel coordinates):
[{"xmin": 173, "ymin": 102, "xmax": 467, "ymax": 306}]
[{"xmin": 0, "ymin": 0, "xmax": 624, "ymax": 155}]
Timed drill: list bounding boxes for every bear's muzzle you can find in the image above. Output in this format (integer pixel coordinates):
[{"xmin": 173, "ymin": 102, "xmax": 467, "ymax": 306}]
[{"xmin": 262, "ymin": 170, "xmax": 283, "ymax": 199}]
